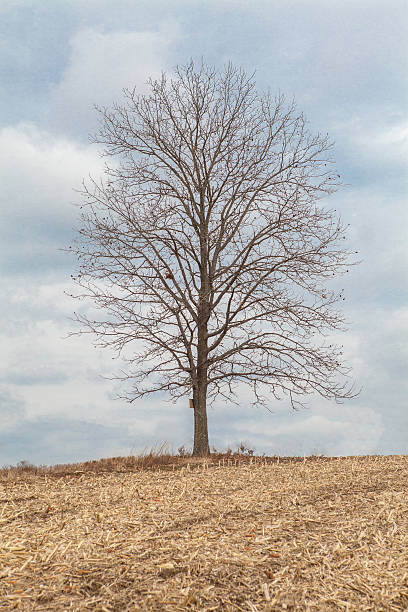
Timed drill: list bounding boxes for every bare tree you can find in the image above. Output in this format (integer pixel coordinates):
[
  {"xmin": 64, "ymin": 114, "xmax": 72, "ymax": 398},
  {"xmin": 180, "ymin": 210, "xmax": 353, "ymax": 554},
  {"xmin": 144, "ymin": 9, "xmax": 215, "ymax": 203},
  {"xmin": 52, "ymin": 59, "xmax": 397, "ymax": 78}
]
[{"xmin": 66, "ymin": 60, "xmax": 359, "ymax": 457}]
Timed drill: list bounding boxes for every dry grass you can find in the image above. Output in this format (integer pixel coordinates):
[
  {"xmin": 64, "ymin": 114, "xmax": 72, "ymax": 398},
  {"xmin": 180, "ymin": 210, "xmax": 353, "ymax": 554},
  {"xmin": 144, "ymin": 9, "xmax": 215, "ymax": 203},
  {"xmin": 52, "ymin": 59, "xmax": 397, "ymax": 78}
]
[{"xmin": 0, "ymin": 442, "xmax": 407, "ymax": 611}]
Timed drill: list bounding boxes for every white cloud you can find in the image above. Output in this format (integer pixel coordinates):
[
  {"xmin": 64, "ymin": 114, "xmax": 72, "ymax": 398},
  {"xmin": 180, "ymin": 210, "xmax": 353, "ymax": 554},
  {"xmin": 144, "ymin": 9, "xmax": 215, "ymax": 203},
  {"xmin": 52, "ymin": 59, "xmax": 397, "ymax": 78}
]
[
  {"xmin": 230, "ymin": 403, "xmax": 384, "ymax": 457},
  {"xmin": 332, "ymin": 116, "xmax": 408, "ymax": 169},
  {"xmin": 0, "ymin": 123, "xmax": 105, "ymax": 277},
  {"xmin": 0, "ymin": 275, "xmax": 184, "ymax": 440},
  {"xmin": 48, "ymin": 24, "xmax": 180, "ymax": 138},
  {"xmin": 0, "ymin": 122, "xmax": 102, "ymax": 218},
  {"xmin": 358, "ymin": 120, "xmax": 408, "ymax": 164},
  {"xmin": 370, "ymin": 123, "xmax": 408, "ymax": 157},
  {"xmin": 0, "ymin": 386, "xmax": 25, "ymax": 432}
]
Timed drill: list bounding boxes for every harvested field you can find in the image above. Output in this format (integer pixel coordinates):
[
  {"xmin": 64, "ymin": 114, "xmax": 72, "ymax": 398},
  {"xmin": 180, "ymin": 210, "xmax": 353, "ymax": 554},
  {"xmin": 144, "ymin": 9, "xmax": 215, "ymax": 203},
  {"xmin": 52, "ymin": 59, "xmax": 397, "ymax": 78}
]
[{"xmin": 0, "ymin": 452, "xmax": 407, "ymax": 611}]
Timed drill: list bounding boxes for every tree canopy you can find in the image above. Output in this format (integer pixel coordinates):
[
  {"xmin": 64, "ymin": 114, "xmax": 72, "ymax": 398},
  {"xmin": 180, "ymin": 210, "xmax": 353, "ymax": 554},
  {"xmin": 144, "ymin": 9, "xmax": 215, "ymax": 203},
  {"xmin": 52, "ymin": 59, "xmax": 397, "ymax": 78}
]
[{"xmin": 67, "ymin": 61, "xmax": 359, "ymax": 455}]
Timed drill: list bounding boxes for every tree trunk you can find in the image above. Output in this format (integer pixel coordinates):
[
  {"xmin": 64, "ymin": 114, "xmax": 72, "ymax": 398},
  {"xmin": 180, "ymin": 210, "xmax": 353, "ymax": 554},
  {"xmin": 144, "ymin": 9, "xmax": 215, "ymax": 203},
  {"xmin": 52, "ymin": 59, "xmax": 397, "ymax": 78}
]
[
  {"xmin": 192, "ymin": 303, "xmax": 210, "ymax": 456},
  {"xmin": 192, "ymin": 381, "xmax": 210, "ymax": 456},
  {"xmin": 192, "ymin": 222, "xmax": 211, "ymax": 457}
]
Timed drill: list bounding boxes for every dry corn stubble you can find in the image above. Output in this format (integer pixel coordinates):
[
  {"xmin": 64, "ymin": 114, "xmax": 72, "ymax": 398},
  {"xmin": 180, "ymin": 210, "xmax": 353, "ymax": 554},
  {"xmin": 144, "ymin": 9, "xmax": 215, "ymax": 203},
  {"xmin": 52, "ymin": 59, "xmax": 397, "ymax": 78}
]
[{"xmin": 0, "ymin": 454, "xmax": 407, "ymax": 611}]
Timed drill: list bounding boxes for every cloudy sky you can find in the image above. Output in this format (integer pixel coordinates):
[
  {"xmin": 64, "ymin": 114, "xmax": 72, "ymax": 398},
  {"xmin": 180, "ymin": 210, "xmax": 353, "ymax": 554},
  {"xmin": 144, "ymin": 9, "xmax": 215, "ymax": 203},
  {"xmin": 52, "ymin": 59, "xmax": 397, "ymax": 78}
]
[{"xmin": 1, "ymin": 0, "xmax": 407, "ymax": 468}]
